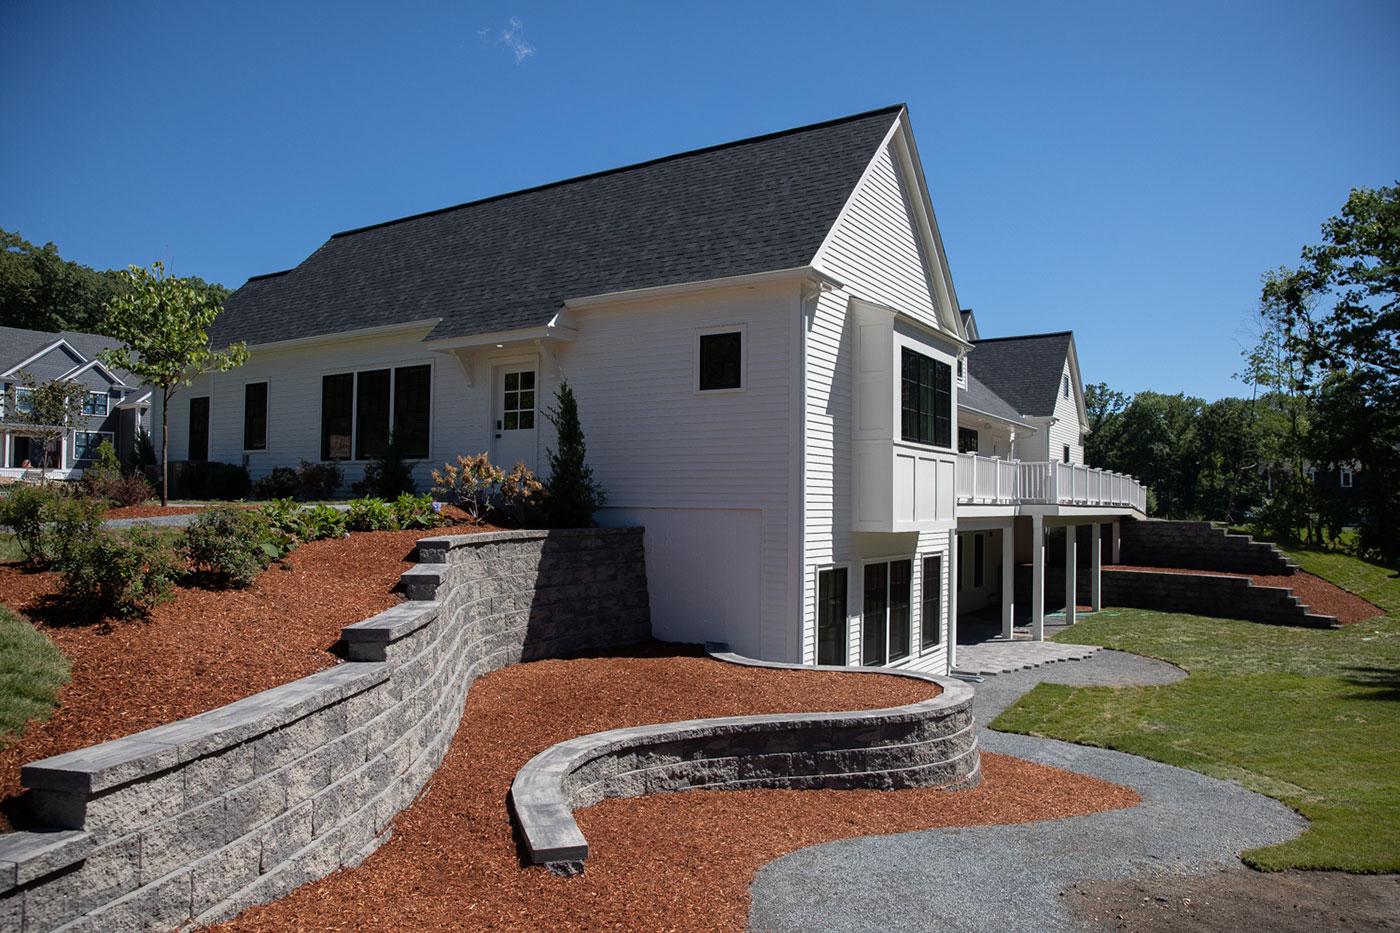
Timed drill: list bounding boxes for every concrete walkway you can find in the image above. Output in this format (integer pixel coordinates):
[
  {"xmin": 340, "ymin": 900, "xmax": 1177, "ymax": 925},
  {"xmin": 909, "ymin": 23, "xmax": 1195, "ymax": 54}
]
[
  {"xmin": 954, "ymin": 639, "xmax": 1101, "ymax": 675},
  {"xmin": 747, "ymin": 650, "xmax": 1307, "ymax": 933}
]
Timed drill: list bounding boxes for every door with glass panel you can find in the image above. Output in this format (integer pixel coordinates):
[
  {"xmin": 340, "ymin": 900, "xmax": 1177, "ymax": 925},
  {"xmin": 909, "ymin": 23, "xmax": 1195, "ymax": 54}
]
[
  {"xmin": 492, "ymin": 365, "xmax": 538, "ymax": 472},
  {"xmin": 862, "ymin": 559, "xmax": 911, "ymax": 666}
]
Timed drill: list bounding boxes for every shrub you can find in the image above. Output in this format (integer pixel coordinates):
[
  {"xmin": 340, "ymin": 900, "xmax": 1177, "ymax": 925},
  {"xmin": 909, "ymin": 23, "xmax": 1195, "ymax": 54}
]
[
  {"xmin": 346, "ymin": 497, "xmax": 396, "ymax": 532},
  {"xmin": 432, "ymin": 454, "xmax": 502, "ymax": 525},
  {"xmin": 260, "ymin": 497, "xmax": 309, "ymax": 541},
  {"xmin": 59, "ymin": 526, "xmax": 179, "ymax": 619},
  {"xmin": 0, "ymin": 486, "xmax": 106, "ymax": 564},
  {"xmin": 83, "ymin": 443, "xmax": 154, "ymax": 506},
  {"xmin": 0, "ymin": 485, "xmax": 57, "ymax": 562},
  {"xmin": 296, "ymin": 460, "xmax": 343, "ymax": 500},
  {"xmin": 302, "ymin": 504, "xmax": 347, "ymax": 540},
  {"xmin": 542, "ymin": 381, "xmax": 605, "ymax": 528},
  {"xmin": 359, "ymin": 432, "xmax": 416, "ymax": 499},
  {"xmin": 90, "ymin": 440, "xmax": 123, "ymax": 478},
  {"xmin": 185, "ymin": 505, "xmax": 283, "ymax": 587},
  {"xmin": 391, "ymin": 493, "xmax": 441, "ymax": 530},
  {"xmin": 251, "ymin": 467, "xmax": 299, "ymax": 500},
  {"xmin": 46, "ymin": 496, "xmax": 108, "ymax": 568},
  {"xmin": 499, "ymin": 461, "xmax": 546, "ymax": 526}
]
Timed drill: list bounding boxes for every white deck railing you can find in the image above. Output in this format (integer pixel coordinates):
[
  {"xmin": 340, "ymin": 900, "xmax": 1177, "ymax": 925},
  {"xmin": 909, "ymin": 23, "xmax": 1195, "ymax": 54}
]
[{"xmin": 956, "ymin": 453, "xmax": 1146, "ymax": 512}]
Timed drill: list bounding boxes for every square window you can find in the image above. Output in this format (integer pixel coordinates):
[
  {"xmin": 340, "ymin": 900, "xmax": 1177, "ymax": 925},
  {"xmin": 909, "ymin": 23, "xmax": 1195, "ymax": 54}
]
[
  {"xmin": 520, "ymin": 371, "xmax": 535, "ymax": 390},
  {"xmin": 519, "ymin": 411, "xmax": 534, "ymax": 430},
  {"xmin": 698, "ymin": 331, "xmax": 743, "ymax": 391},
  {"xmin": 505, "ymin": 372, "xmax": 519, "ymax": 392},
  {"xmin": 504, "ymin": 412, "xmax": 519, "ymax": 430}
]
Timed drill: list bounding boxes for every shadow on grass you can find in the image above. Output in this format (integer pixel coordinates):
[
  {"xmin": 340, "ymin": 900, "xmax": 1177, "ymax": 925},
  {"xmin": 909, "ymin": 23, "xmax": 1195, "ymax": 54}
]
[{"xmin": 1341, "ymin": 666, "xmax": 1400, "ymax": 702}]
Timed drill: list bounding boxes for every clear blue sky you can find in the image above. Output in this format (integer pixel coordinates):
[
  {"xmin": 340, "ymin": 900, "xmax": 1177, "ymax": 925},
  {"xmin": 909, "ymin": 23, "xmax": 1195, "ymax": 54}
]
[{"xmin": 3, "ymin": 1, "xmax": 1396, "ymax": 400}]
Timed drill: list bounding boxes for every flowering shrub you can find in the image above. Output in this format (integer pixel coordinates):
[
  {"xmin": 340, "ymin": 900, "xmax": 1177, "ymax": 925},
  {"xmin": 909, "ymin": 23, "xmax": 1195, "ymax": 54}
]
[
  {"xmin": 499, "ymin": 461, "xmax": 546, "ymax": 525},
  {"xmin": 432, "ymin": 454, "xmax": 503, "ymax": 525}
]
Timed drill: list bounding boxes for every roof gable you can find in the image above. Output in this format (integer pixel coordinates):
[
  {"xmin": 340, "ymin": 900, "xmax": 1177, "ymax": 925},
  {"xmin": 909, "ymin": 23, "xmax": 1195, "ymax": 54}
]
[
  {"xmin": 969, "ymin": 331, "xmax": 1074, "ymax": 417},
  {"xmin": 213, "ymin": 106, "xmax": 906, "ymax": 348}
]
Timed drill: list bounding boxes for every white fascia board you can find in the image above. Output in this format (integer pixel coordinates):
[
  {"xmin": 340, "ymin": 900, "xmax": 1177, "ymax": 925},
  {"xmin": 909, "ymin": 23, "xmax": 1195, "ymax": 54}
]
[
  {"xmin": 422, "ymin": 323, "xmax": 578, "ymax": 351},
  {"xmin": 242, "ymin": 318, "xmax": 442, "ymax": 352},
  {"xmin": 56, "ymin": 358, "xmax": 128, "ymax": 388},
  {"xmin": 117, "ymin": 390, "xmax": 153, "ymax": 409},
  {"xmin": 851, "ymin": 295, "xmax": 974, "ymax": 353},
  {"xmin": 562, "ymin": 266, "xmax": 834, "ymax": 311},
  {"xmin": 1, "ymin": 338, "xmax": 82, "ymax": 378},
  {"xmin": 1064, "ymin": 335, "xmax": 1090, "ymax": 428},
  {"xmin": 958, "ymin": 403, "xmax": 1038, "ymax": 432}
]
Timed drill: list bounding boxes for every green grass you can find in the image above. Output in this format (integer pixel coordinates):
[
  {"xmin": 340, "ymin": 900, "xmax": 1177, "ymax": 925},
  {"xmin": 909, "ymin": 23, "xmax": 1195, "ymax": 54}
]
[
  {"xmin": 991, "ymin": 549, "xmax": 1400, "ymax": 872},
  {"xmin": 0, "ymin": 605, "xmax": 69, "ymax": 750},
  {"xmin": 0, "ymin": 533, "xmax": 21, "ymax": 563}
]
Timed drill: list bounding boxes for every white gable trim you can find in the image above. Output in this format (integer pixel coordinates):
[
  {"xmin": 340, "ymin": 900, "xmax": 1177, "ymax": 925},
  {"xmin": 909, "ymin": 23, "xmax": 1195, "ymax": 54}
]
[
  {"xmin": 1064, "ymin": 335, "xmax": 1090, "ymax": 431},
  {"xmin": 1, "ymin": 338, "xmax": 85, "ymax": 379},
  {"xmin": 57, "ymin": 358, "xmax": 128, "ymax": 388}
]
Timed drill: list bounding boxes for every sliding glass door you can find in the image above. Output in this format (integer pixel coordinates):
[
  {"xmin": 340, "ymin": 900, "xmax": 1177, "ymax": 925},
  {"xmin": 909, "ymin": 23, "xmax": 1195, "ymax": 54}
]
[{"xmin": 863, "ymin": 559, "xmax": 912, "ymax": 666}]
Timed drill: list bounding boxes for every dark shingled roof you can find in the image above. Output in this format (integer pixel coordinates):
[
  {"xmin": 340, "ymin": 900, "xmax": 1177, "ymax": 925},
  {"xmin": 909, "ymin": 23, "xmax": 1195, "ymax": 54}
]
[
  {"xmin": 961, "ymin": 371, "xmax": 1030, "ymax": 425},
  {"xmin": 969, "ymin": 331, "xmax": 1073, "ymax": 417},
  {"xmin": 211, "ymin": 105, "xmax": 905, "ymax": 347},
  {"xmin": 0, "ymin": 325, "xmax": 139, "ymax": 385}
]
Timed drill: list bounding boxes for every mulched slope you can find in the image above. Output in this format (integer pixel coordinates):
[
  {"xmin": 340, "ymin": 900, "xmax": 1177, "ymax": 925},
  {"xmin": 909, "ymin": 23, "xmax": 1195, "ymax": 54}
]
[
  {"xmin": 104, "ymin": 505, "xmax": 207, "ymax": 520},
  {"xmin": 0, "ymin": 523, "xmax": 493, "ymax": 829},
  {"xmin": 1112, "ymin": 565, "xmax": 1383, "ymax": 624},
  {"xmin": 224, "ymin": 650, "xmax": 1139, "ymax": 932}
]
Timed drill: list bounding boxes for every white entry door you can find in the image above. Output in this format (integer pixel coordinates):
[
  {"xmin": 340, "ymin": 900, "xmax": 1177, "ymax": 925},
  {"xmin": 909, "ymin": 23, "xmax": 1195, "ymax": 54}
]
[{"xmin": 492, "ymin": 365, "xmax": 539, "ymax": 472}]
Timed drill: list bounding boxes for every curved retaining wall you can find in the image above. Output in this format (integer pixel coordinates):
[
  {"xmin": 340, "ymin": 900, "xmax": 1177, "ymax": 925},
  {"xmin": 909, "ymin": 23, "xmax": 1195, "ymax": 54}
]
[
  {"xmin": 509, "ymin": 652, "xmax": 980, "ymax": 871},
  {"xmin": 0, "ymin": 528, "xmax": 650, "ymax": 932}
]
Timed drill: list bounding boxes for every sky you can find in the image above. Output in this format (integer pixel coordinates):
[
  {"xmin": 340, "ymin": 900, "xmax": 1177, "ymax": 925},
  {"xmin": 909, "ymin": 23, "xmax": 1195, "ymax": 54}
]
[{"xmin": 2, "ymin": 1, "xmax": 1396, "ymax": 400}]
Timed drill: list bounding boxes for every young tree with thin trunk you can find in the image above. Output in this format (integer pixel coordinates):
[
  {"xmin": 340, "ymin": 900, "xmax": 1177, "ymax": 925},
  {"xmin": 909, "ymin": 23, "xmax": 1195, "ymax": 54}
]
[{"xmin": 100, "ymin": 262, "xmax": 248, "ymax": 505}]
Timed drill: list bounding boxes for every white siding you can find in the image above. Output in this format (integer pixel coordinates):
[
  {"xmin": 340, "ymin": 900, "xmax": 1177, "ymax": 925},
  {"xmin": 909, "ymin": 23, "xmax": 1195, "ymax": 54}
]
[{"xmin": 1047, "ymin": 359, "xmax": 1084, "ymax": 465}]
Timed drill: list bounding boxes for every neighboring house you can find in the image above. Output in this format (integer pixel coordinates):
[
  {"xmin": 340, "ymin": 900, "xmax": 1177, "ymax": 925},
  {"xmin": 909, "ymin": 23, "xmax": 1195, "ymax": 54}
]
[
  {"xmin": 0, "ymin": 325, "xmax": 152, "ymax": 478},
  {"xmin": 162, "ymin": 104, "xmax": 1146, "ymax": 673}
]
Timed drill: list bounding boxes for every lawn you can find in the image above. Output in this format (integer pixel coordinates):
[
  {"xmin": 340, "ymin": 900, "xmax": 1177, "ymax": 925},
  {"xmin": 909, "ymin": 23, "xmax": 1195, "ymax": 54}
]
[
  {"xmin": 992, "ymin": 545, "xmax": 1400, "ymax": 873},
  {"xmin": 0, "ymin": 605, "xmax": 69, "ymax": 749}
]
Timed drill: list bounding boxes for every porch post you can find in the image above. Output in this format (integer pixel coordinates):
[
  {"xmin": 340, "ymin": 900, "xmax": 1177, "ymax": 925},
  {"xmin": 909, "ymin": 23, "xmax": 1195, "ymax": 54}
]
[
  {"xmin": 1090, "ymin": 522, "xmax": 1102, "ymax": 611},
  {"xmin": 1001, "ymin": 523, "xmax": 1015, "ymax": 640},
  {"xmin": 1111, "ymin": 520, "xmax": 1121, "ymax": 564},
  {"xmin": 1064, "ymin": 524, "xmax": 1078, "ymax": 625},
  {"xmin": 947, "ymin": 528, "xmax": 958, "ymax": 671},
  {"xmin": 1031, "ymin": 513, "xmax": 1045, "ymax": 641}
]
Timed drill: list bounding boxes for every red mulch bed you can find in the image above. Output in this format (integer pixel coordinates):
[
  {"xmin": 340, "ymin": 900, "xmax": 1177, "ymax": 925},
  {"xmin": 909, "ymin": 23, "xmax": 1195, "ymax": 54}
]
[
  {"xmin": 1112, "ymin": 565, "xmax": 1383, "ymax": 624},
  {"xmin": 104, "ymin": 504, "xmax": 207, "ymax": 520},
  {"xmin": 0, "ymin": 518, "xmax": 497, "ymax": 830},
  {"xmin": 222, "ymin": 650, "xmax": 1140, "ymax": 931}
]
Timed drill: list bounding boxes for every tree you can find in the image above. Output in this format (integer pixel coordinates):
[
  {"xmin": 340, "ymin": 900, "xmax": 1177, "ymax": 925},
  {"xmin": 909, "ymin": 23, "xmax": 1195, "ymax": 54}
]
[
  {"xmin": 542, "ymin": 381, "xmax": 605, "ymax": 528},
  {"xmin": 101, "ymin": 262, "xmax": 248, "ymax": 505},
  {"xmin": 1083, "ymin": 382, "xmax": 1129, "ymax": 468},
  {"xmin": 2, "ymin": 372, "xmax": 89, "ymax": 482}
]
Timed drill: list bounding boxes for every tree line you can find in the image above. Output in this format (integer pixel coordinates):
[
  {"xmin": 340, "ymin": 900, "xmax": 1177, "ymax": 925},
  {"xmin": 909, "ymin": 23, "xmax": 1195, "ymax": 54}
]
[{"xmin": 1087, "ymin": 182, "xmax": 1399, "ymax": 564}]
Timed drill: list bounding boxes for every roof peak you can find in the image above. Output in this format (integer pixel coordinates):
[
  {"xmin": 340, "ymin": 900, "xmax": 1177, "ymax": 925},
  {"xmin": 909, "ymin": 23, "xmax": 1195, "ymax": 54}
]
[{"xmin": 328, "ymin": 104, "xmax": 906, "ymax": 241}]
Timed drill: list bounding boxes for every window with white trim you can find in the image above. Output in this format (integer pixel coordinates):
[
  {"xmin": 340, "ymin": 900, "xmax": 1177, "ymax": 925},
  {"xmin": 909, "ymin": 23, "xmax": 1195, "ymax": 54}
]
[
  {"xmin": 862, "ymin": 559, "xmax": 911, "ymax": 666},
  {"xmin": 82, "ymin": 391, "xmax": 109, "ymax": 417},
  {"xmin": 1340, "ymin": 468, "xmax": 1353, "ymax": 488},
  {"xmin": 900, "ymin": 348, "xmax": 952, "ymax": 448},
  {"xmin": 74, "ymin": 430, "xmax": 114, "ymax": 461},
  {"xmin": 244, "ymin": 382, "xmax": 268, "ymax": 451},
  {"xmin": 696, "ymin": 328, "xmax": 744, "ymax": 391},
  {"xmin": 320, "ymin": 364, "xmax": 432, "ymax": 461},
  {"xmin": 1063, "ymin": 375, "xmax": 1070, "ymax": 398},
  {"xmin": 921, "ymin": 555, "xmax": 942, "ymax": 651},
  {"xmin": 816, "ymin": 567, "xmax": 847, "ymax": 666}
]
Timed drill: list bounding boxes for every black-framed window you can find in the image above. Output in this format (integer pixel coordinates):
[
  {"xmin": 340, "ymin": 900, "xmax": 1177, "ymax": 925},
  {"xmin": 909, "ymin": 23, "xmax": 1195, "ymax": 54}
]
[
  {"xmin": 817, "ymin": 567, "xmax": 847, "ymax": 666},
  {"xmin": 974, "ymin": 534, "xmax": 985, "ymax": 588},
  {"xmin": 1063, "ymin": 375, "xmax": 1070, "ymax": 398},
  {"xmin": 921, "ymin": 555, "xmax": 942, "ymax": 650},
  {"xmin": 958, "ymin": 427, "xmax": 979, "ymax": 453},
  {"xmin": 74, "ymin": 430, "xmax": 112, "ymax": 461},
  {"xmin": 321, "ymin": 373, "xmax": 354, "ymax": 461},
  {"xmin": 244, "ymin": 382, "xmax": 267, "ymax": 451},
  {"xmin": 900, "ymin": 347, "xmax": 951, "ymax": 448},
  {"xmin": 1063, "ymin": 444, "xmax": 1071, "ymax": 463},
  {"xmin": 863, "ymin": 559, "xmax": 911, "ymax": 666},
  {"xmin": 188, "ymin": 396, "xmax": 209, "ymax": 462},
  {"xmin": 394, "ymin": 365, "xmax": 432, "ymax": 458},
  {"xmin": 355, "ymin": 369, "xmax": 392, "ymax": 461},
  {"xmin": 698, "ymin": 331, "xmax": 743, "ymax": 391}
]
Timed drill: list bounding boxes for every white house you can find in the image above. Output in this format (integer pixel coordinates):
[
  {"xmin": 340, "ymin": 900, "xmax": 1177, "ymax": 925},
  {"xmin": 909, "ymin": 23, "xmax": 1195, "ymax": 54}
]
[
  {"xmin": 162, "ymin": 104, "xmax": 1145, "ymax": 674},
  {"xmin": 0, "ymin": 326, "xmax": 152, "ymax": 479}
]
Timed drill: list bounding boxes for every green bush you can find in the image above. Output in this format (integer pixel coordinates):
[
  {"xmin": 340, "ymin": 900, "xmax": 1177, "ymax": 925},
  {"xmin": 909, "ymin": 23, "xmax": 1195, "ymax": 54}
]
[
  {"xmin": 302, "ymin": 504, "xmax": 347, "ymax": 540},
  {"xmin": 346, "ymin": 497, "xmax": 396, "ymax": 532},
  {"xmin": 0, "ymin": 486, "xmax": 106, "ymax": 564},
  {"xmin": 296, "ymin": 460, "xmax": 343, "ymax": 500},
  {"xmin": 251, "ymin": 467, "xmax": 299, "ymax": 500},
  {"xmin": 46, "ymin": 496, "xmax": 108, "ymax": 568},
  {"xmin": 542, "ymin": 381, "xmax": 605, "ymax": 528},
  {"xmin": 391, "ymin": 493, "xmax": 441, "ymax": 530},
  {"xmin": 58, "ymin": 526, "xmax": 179, "ymax": 619},
  {"xmin": 185, "ymin": 505, "xmax": 283, "ymax": 587},
  {"xmin": 259, "ymin": 497, "xmax": 308, "ymax": 541},
  {"xmin": 0, "ymin": 485, "xmax": 55, "ymax": 562}
]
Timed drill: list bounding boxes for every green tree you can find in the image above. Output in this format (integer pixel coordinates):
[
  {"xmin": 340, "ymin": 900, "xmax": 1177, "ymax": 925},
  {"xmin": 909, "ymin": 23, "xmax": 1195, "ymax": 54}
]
[
  {"xmin": 100, "ymin": 262, "xmax": 248, "ymax": 505},
  {"xmin": 0, "ymin": 228, "xmax": 124, "ymax": 333},
  {"xmin": 1083, "ymin": 382, "xmax": 1129, "ymax": 468},
  {"xmin": 1, "ymin": 372, "xmax": 89, "ymax": 482},
  {"xmin": 542, "ymin": 381, "xmax": 605, "ymax": 528}
]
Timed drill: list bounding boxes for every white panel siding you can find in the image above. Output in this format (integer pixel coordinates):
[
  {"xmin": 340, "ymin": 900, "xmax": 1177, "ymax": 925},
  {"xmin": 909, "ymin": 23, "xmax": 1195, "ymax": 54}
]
[
  {"xmin": 1048, "ymin": 359, "xmax": 1084, "ymax": 465},
  {"xmin": 816, "ymin": 143, "xmax": 940, "ymax": 330}
]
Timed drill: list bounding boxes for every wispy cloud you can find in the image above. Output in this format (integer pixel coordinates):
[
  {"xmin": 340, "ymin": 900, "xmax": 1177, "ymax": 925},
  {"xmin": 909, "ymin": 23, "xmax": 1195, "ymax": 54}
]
[{"xmin": 498, "ymin": 17, "xmax": 535, "ymax": 64}]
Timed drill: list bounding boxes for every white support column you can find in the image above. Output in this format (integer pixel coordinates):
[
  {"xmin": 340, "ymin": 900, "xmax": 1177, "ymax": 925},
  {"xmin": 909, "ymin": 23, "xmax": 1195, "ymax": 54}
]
[
  {"xmin": 1064, "ymin": 524, "xmax": 1078, "ymax": 626},
  {"xmin": 1001, "ymin": 524, "xmax": 1015, "ymax": 640},
  {"xmin": 947, "ymin": 528, "xmax": 958, "ymax": 671},
  {"xmin": 1090, "ymin": 522, "xmax": 1102, "ymax": 612},
  {"xmin": 1111, "ymin": 520, "xmax": 1121, "ymax": 564},
  {"xmin": 1031, "ymin": 514, "xmax": 1045, "ymax": 641}
]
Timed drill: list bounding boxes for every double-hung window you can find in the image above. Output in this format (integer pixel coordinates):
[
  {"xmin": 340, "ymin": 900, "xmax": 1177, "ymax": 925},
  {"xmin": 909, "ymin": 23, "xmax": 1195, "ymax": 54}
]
[
  {"xmin": 82, "ymin": 392, "xmax": 109, "ymax": 417},
  {"xmin": 321, "ymin": 365, "xmax": 432, "ymax": 461},
  {"xmin": 244, "ymin": 382, "xmax": 268, "ymax": 451},
  {"xmin": 862, "ymin": 559, "xmax": 911, "ymax": 666},
  {"xmin": 921, "ymin": 555, "xmax": 942, "ymax": 650},
  {"xmin": 900, "ymin": 348, "xmax": 951, "ymax": 448}
]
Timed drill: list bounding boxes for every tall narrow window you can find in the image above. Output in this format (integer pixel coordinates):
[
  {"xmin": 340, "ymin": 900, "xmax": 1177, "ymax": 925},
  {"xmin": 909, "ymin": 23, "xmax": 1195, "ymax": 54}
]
[
  {"xmin": 1063, "ymin": 444, "xmax": 1071, "ymax": 463},
  {"xmin": 900, "ymin": 348, "xmax": 951, "ymax": 448},
  {"xmin": 244, "ymin": 382, "xmax": 268, "ymax": 451},
  {"xmin": 321, "ymin": 373, "xmax": 354, "ymax": 460},
  {"xmin": 698, "ymin": 330, "xmax": 743, "ymax": 391},
  {"xmin": 188, "ymin": 397, "xmax": 209, "ymax": 462},
  {"xmin": 888, "ymin": 560, "xmax": 911, "ymax": 662},
  {"xmin": 393, "ymin": 365, "xmax": 431, "ymax": 458},
  {"xmin": 816, "ymin": 567, "xmax": 848, "ymax": 666},
  {"xmin": 1340, "ymin": 469, "xmax": 1353, "ymax": 488},
  {"xmin": 355, "ymin": 369, "xmax": 391, "ymax": 460},
  {"xmin": 974, "ymin": 534, "xmax": 985, "ymax": 588},
  {"xmin": 1063, "ymin": 375, "xmax": 1070, "ymax": 398},
  {"xmin": 921, "ymin": 555, "xmax": 942, "ymax": 650},
  {"xmin": 862, "ymin": 563, "xmax": 888, "ymax": 666}
]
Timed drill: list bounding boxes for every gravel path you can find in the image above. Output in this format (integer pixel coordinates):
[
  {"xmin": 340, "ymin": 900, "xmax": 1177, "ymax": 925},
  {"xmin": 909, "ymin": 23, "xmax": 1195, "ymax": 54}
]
[{"xmin": 747, "ymin": 649, "xmax": 1309, "ymax": 933}]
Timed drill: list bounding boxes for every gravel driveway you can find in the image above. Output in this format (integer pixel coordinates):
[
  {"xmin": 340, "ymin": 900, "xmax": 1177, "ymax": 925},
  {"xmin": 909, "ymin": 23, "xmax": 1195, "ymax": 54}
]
[{"xmin": 747, "ymin": 650, "xmax": 1308, "ymax": 933}]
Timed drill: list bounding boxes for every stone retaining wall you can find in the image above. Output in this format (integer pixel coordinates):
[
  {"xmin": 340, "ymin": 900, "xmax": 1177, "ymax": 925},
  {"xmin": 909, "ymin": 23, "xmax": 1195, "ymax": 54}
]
[
  {"xmin": 1120, "ymin": 518, "xmax": 1297, "ymax": 575},
  {"xmin": 0, "ymin": 528, "xmax": 650, "ymax": 932},
  {"xmin": 509, "ymin": 652, "xmax": 979, "ymax": 872},
  {"xmin": 1042, "ymin": 567, "xmax": 1337, "ymax": 629}
]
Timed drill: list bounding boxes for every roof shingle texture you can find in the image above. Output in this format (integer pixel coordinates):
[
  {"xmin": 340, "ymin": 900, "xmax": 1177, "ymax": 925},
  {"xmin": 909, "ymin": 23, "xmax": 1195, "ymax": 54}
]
[
  {"xmin": 0, "ymin": 325, "xmax": 139, "ymax": 384},
  {"xmin": 969, "ymin": 332, "xmax": 1072, "ymax": 418},
  {"xmin": 211, "ymin": 107, "xmax": 903, "ymax": 347}
]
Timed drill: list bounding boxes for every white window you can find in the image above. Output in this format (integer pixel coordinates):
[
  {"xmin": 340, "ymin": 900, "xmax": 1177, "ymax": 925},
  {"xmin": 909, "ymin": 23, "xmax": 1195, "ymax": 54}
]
[
  {"xmin": 1340, "ymin": 468, "xmax": 1353, "ymax": 488},
  {"xmin": 82, "ymin": 391, "xmax": 109, "ymax": 417},
  {"xmin": 12, "ymin": 386, "xmax": 33, "ymax": 415},
  {"xmin": 862, "ymin": 559, "xmax": 912, "ymax": 666},
  {"xmin": 74, "ymin": 430, "xmax": 114, "ymax": 461},
  {"xmin": 695, "ymin": 326, "xmax": 745, "ymax": 392}
]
